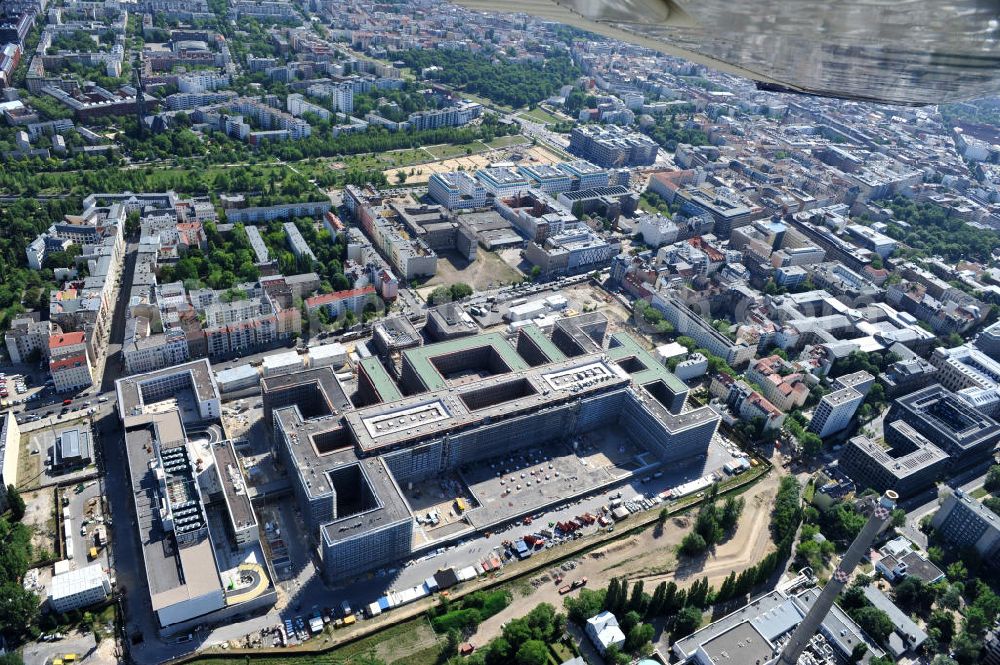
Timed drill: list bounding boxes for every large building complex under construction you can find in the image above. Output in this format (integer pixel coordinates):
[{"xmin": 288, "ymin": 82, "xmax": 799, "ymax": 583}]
[{"xmin": 263, "ymin": 314, "xmax": 722, "ymax": 583}]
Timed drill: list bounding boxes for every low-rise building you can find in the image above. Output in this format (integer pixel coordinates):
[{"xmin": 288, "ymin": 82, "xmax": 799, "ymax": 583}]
[
  {"xmin": 585, "ymin": 612, "xmax": 626, "ymax": 656},
  {"xmin": 49, "ymin": 563, "xmax": 112, "ymax": 612},
  {"xmin": 874, "ymin": 536, "xmax": 945, "ymax": 584}
]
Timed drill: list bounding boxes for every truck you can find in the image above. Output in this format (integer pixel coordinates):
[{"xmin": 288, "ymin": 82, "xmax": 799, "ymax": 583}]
[
  {"xmin": 558, "ymin": 584, "xmax": 573, "ymax": 595},
  {"xmin": 340, "ymin": 600, "xmax": 352, "ymax": 617},
  {"xmin": 95, "ymin": 526, "xmax": 107, "ymax": 546},
  {"xmin": 572, "ymin": 578, "xmax": 588, "ymax": 589},
  {"xmin": 308, "ymin": 614, "xmax": 324, "ymax": 635},
  {"xmin": 523, "ymin": 534, "xmax": 545, "ymax": 548}
]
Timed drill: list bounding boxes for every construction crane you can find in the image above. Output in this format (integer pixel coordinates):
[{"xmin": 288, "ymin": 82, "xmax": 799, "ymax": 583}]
[{"xmin": 777, "ymin": 490, "xmax": 898, "ymax": 665}]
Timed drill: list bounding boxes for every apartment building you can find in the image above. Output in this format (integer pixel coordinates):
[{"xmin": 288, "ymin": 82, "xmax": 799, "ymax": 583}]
[
  {"xmin": 49, "ymin": 331, "xmax": 94, "ymax": 393},
  {"xmin": 4, "ymin": 314, "xmax": 50, "ymax": 364},
  {"xmin": 745, "ymin": 355, "xmax": 809, "ymax": 412},
  {"xmin": 568, "ymin": 124, "xmax": 658, "ymax": 167},
  {"xmin": 650, "ymin": 293, "xmax": 756, "ymax": 368},
  {"xmin": 305, "ymin": 285, "xmax": 376, "ymax": 319}
]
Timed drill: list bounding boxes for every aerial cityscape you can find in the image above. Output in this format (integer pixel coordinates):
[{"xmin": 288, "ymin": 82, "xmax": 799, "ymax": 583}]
[{"xmin": 2, "ymin": 1, "xmax": 1000, "ymax": 665}]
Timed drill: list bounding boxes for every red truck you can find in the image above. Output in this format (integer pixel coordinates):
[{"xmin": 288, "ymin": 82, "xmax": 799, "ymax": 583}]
[{"xmin": 523, "ymin": 534, "xmax": 545, "ymax": 548}]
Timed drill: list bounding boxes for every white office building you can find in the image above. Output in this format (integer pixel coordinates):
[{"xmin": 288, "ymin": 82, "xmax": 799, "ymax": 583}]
[{"xmin": 428, "ymin": 172, "xmax": 487, "ymax": 210}]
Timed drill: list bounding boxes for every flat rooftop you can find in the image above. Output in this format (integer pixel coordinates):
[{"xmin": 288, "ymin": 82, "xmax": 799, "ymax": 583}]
[
  {"xmin": 123, "ymin": 410, "xmax": 223, "ymax": 614},
  {"xmin": 210, "ymin": 439, "xmax": 256, "ymax": 532},
  {"xmin": 117, "ymin": 358, "xmax": 218, "ymax": 419},
  {"xmin": 348, "ymin": 353, "xmax": 631, "ymax": 453},
  {"xmin": 894, "ymin": 384, "xmax": 1000, "ymax": 452},
  {"xmin": 607, "ymin": 332, "xmax": 688, "ymax": 397},
  {"xmin": 699, "ymin": 620, "xmax": 774, "ymax": 665},
  {"xmin": 402, "ymin": 332, "xmax": 529, "ymax": 392},
  {"xmin": 359, "ymin": 356, "xmax": 404, "ymax": 402},
  {"xmin": 269, "ymin": 389, "xmax": 412, "ymax": 547},
  {"xmin": 518, "ymin": 324, "xmax": 567, "ymax": 364}
]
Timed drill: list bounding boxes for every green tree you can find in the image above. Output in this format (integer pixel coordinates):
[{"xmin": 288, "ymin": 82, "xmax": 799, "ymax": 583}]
[
  {"xmin": 625, "ymin": 622, "xmax": 655, "ymax": 653},
  {"xmin": 515, "ymin": 639, "xmax": 548, "ymax": 665},
  {"xmin": 5, "ymin": 486, "xmax": 24, "ymax": 522},
  {"xmin": 679, "ymin": 532, "xmax": 707, "ymax": 556},
  {"xmin": 672, "ymin": 606, "xmax": 702, "ymax": 639},
  {"xmin": 893, "ymin": 575, "xmax": 932, "ymax": 614},
  {"xmin": 849, "ymin": 606, "xmax": 894, "ymax": 648},
  {"xmin": 799, "ymin": 432, "xmax": 823, "ymax": 458},
  {"xmin": 564, "ymin": 587, "xmax": 606, "ymax": 624},
  {"xmin": 0, "ymin": 583, "xmax": 39, "ymax": 638},
  {"xmin": 985, "ymin": 464, "xmax": 1000, "ymax": 492}
]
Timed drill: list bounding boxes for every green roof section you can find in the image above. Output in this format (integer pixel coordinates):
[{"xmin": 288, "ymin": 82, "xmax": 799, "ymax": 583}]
[
  {"xmin": 607, "ymin": 332, "xmax": 688, "ymax": 395},
  {"xmin": 402, "ymin": 332, "xmax": 531, "ymax": 392},
  {"xmin": 520, "ymin": 324, "xmax": 567, "ymax": 364},
  {"xmin": 359, "ymin": 356, "xmax": 403, "ymax": 402}
]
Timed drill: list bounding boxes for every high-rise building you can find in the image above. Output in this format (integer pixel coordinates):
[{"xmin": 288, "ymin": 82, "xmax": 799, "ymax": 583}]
[{"xmin": 809, "ymin": 387, "xmax": 864, "ymax": 437}]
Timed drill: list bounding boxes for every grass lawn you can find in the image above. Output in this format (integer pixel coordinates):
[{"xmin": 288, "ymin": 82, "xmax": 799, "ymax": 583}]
[
  {"xmin": 971, "ymin": 487, "xmax": 989, "ymax": 499},
  {"xmin": 520, "ymin": 107, "xmax": 562, "ymax": 125},
  {"xmin": 185, "ymin": 618, "xmax": 441, "ymax": 665},
  {"xmin": 424, "ymin": 142, "xmax": 481, "ymax": 160},
  {"xmin": 484, "ymin": 134, "xmax": 530, "ymax": 149}
]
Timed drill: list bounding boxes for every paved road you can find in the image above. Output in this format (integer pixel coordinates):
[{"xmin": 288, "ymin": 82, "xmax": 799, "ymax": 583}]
[{"xmin": 100, "ymin": 241, "xmax": 138, "ymax": 393}]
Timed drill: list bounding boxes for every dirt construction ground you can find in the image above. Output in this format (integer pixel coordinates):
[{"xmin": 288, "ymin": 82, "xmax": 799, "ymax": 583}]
[
  {"xmin": 416, "ymin": 249, "xmax": 525, "ymax": 295},
  {"xmin": 467, "ymin": 470, "xmax": 783, "ymax": 645},
  {"xmin": 385, "ymin": 144, "xmax": 562, "ymax": 185}
]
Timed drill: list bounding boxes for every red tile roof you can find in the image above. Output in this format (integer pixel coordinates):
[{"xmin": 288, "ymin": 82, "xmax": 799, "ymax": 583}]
[
  {"xmin": 50, "ymin": 353, "xmax": 88, "ymax": 371},
  {"xmin": 49, "ymin": 332, "xmax": 86, "ymax": 349},
  {"xmin": 306, "ymin": 285, "xmax": 375, "ymax": 308}
]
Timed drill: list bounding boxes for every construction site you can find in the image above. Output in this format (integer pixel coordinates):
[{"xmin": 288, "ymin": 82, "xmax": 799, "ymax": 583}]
[{"xmin": 261, "ymin": 312, "xmax": 734, "ymax": 586}]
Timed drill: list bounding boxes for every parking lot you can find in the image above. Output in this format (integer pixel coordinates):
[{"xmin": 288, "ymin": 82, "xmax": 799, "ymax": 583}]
[{"xmin": 458, "ymin": 428, "xmax": 652, "ymax": 531}]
